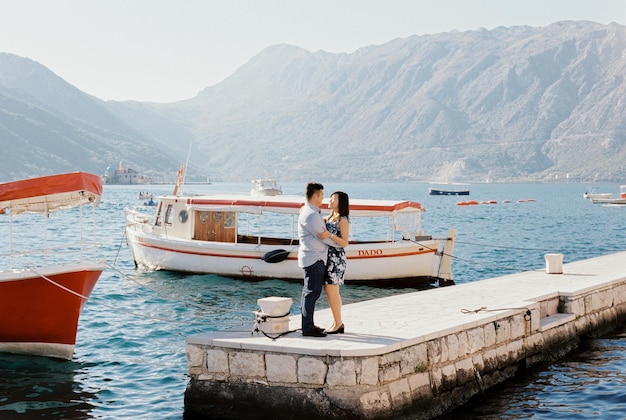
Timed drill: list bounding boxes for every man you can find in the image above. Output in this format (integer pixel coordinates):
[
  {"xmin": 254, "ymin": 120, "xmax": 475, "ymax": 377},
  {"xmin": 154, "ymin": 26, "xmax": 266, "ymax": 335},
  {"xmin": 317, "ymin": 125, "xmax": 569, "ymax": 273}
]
[{"xmin": 298, "ymin": 182, "xmax": 336, "ymax": 337}]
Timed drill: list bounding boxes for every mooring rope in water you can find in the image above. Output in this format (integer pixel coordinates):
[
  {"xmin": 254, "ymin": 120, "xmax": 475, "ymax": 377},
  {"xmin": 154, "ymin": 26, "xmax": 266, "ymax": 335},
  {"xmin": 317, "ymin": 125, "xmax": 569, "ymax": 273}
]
[
  {"xmin": 105, "ymin": 262, "xmax": 259, "ymax": 316},
  {"xmin": 454, "ymin": 239, "xmax": 561, "ymax": 252},
  {"xmin": 32, "ymin": 265, "xmax": 230, "ymax": 327},
  {"xmin": 30, "ymin": 267, "xmax": 92, "ymax": 301},
  {"xmin": 113, "ymin": 229, "xmax": 127, "ymax": 267},
  {"xmin": 412, "ymin": 236, "xmax": 560, "ymax": 273},
  {"xmin": 27, "ymin": 263, "xmax": 257, "ymax": 332},
  {"xmin": 108, "ymin": 260, "xmax": 300, "ymax": 338},
  {"xmin": 103, "ymin": 261, "xmax": 275, "ymax": 334}
]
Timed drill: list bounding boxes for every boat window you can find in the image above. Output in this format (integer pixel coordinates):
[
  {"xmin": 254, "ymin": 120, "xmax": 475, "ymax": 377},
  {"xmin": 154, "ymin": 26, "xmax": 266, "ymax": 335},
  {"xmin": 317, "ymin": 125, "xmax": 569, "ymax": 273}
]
[
  {"xmin": 178, "ymin": 209, "xmax": 188, "ymax": 223},
  {"xmin": 224, "ymin": 212, "xmax": 236, "ymax": 228},
  {"xmin": 154, "ymin": 202, "xmax": 163, "ymax": 226},
  {"xmin": 165, "ymin": 204, "xmax": 174, "ymax": 226},
  {"xmin": 395, "ymin": 212, "xmax": 422, "ymax": 238}
]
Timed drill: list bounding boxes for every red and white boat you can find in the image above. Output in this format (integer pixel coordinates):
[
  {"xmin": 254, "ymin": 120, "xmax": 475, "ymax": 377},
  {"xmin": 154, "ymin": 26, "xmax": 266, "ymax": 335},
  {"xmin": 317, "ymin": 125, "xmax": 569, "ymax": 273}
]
[
  {"xmin": 125, "ymin": 193, "xmax": 456, "ymax": 287},
  {"xmin": 0, "ymin": 172, "xmax": 106, "ymax": 360}
]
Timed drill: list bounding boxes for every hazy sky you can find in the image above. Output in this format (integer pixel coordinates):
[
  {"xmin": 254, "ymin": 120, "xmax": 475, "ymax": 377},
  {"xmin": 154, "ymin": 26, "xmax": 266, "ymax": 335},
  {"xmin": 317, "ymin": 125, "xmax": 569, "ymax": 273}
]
[{"xmin": 1, "ymin": 0, "xmax": 624, "ymax": 103}]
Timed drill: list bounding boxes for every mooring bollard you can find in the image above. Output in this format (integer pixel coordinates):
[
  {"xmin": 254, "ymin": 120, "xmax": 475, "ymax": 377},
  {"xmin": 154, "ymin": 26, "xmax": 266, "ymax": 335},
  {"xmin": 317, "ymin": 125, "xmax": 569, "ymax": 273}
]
[
  {"xmin": 255, "ymin": 296, "xmax": 293, "ymax": 334},
  {"xmin": 544, "ymin": 253, "xmax": 564, "ymax": 274}
]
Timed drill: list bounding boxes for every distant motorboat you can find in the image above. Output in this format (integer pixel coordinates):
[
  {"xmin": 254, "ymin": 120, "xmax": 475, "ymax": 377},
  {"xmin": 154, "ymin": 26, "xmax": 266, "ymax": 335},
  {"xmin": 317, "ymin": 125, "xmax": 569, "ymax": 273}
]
[
  {"xmin": 583, "ymin": 192, "xmax": 612, "ymax": 199},
  {"xmin": 428, "ymin": 182, "xmax": 470, "ymax": 196},
  {"xmin": 251, "ymin": 178, "xmax": 282, "ymax": 196},
  {"xmin": 589, "ymin": 185, "xmax": 626, "ymax": 205},
  {"xmin": 582, "ymin": 188, "xmax": 612, "ymax": 200}
]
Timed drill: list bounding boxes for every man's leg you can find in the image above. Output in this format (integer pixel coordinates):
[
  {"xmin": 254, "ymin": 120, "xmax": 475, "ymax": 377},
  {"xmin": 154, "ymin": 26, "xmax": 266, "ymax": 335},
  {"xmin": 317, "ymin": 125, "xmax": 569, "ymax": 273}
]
[{"xmin": 301, "ymin": 260, "xmax": 326, "ymax": 333}]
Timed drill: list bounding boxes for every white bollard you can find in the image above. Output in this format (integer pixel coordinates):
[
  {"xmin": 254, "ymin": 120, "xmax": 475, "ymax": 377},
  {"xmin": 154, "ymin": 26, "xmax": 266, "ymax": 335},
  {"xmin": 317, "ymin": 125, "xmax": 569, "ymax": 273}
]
[
  {"xmin": 257, "ymin": 296, "xmax": 292, "ymax": 316},
  {"xmin": 256, "ymin": 297, "xmax": 293, "ymax": 334},
  {"xmin": 544, "ymin": 254, "xmax": 564, "ymax": 274}
]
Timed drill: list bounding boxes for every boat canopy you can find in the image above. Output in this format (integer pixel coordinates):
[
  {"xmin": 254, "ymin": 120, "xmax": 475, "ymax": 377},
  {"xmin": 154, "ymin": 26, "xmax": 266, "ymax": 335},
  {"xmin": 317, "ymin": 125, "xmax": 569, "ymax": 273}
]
[
  {"xmin": 0, "ymin": 172, "xmax": 102, "ymax": 215},
  {"xmin": 174, "ymin": 194, "xmax": 423, "ymax": 217}
]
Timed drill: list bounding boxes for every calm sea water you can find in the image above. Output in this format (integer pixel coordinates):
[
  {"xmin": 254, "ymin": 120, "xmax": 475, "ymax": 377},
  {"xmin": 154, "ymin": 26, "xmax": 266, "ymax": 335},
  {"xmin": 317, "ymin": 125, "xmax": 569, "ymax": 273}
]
[{"xmin": 1, "ymin": 181, "xmax": 625, "ymax": 419}]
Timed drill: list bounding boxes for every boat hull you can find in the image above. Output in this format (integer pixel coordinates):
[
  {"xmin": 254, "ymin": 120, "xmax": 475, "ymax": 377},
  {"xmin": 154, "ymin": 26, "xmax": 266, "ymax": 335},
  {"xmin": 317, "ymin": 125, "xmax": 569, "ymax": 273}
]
[
  {"xmin": 250, "ymin": 188, "xmax": 282, "ymax": 197},
  {"xmin": 126, "ymin": 228, "xmax": 447, "ymax": 286},
  {"xmin": 583, "ymin": 193, "xmax": 612, "ymax": 199},
  {"xmin": 0, "ymin": 264, "xmax": 105, "ymax": 359},
  {"xmin": 590, "ymin": 198, "xmax": 626, "ymax": 205}
]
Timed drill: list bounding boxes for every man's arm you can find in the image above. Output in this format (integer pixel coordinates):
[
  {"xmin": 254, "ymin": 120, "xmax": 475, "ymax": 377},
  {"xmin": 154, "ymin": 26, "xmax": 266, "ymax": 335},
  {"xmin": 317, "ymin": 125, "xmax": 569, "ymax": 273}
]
[{"xmin": 305, "ymin": 212, "xmax": 336, "ymax": 247}]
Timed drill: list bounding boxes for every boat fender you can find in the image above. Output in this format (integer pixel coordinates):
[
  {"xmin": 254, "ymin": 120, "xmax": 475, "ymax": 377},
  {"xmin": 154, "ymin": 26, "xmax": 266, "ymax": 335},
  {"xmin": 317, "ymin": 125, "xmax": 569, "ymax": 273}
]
[{"xmin": 263, "ymin": 249, "xmax": 290, "ymax": 263}]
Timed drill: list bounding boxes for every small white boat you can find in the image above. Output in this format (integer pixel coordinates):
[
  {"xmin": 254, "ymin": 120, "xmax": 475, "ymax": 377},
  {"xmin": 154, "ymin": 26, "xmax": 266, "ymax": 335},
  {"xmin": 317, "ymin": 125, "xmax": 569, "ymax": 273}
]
[
  {"xmin": 428, "ymin": 182, "xmax": 470, "ymax": 196},
  {"xmin": 0, "ymin": 172, "xmax": 106, "ymax": 359},
  {"xmin": 125, "ymin": 194, "xmax": 456, "ymax": 287},
  {"xmin": 590, "ymin": 185, "xmax": 626, "ymax": 205},
  {"xmin": 251, "ymin": 178, "xmax": 282, "ymax": 196}
]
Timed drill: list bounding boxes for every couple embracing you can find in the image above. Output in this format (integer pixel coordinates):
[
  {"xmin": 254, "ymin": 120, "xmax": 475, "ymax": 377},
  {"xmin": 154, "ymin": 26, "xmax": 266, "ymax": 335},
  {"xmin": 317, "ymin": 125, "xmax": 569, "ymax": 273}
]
[{"xmin": 298, "ymin": 182, "xmax": 349, "ymax": 337}]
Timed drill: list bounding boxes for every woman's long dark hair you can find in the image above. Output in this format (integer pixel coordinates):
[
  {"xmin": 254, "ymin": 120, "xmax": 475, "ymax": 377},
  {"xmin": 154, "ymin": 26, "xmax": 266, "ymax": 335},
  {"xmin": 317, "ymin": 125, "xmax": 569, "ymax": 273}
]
[{"xmin": 332, "ymin": 191, "xmax": 349, "ymax": 218}]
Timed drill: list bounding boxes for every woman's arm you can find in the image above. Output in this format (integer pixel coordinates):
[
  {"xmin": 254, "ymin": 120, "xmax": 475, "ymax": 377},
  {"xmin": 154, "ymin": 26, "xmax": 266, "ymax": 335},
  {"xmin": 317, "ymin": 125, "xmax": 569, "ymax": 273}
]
[{"xmin": 329, "ymin": 217, "xmax": 349, "ymax": 248}]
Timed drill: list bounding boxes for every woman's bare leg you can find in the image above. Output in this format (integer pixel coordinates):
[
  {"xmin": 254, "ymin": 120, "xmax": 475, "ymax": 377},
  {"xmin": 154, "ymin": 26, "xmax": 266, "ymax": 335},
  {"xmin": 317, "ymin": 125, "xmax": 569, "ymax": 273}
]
[{"xmin": 324, "ymin": 284, "xmax": 343, "ymax": 330}]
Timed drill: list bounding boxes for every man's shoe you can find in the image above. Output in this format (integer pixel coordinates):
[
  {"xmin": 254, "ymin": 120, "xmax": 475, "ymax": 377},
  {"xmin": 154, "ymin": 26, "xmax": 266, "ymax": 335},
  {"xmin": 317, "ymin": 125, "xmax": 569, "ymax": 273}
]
[
  {"xmin": 313, "ymin": 325, "xmax": 325, "ymax": 333},
  {"xmin": 302, "ymin": 329, "xmax": 327, "ymax": 337}
]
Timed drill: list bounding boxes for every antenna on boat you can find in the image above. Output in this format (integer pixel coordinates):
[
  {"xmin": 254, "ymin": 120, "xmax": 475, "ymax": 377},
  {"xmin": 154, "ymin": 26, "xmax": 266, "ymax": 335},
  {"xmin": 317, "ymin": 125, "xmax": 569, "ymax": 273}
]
[
  {"xmin": 173, "ymin": 164, "xmax": 184, "ymax": 196},
  {"xmin": 173, "ymin": 143, "xmax": 192, "ymax": 196}
]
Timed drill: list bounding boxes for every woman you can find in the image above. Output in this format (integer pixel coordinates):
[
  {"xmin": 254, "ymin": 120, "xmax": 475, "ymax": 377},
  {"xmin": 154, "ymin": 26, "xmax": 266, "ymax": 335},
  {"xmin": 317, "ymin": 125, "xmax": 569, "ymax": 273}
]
[{"xmin": 318, "ymin": 191, "xmax": 349, "ymax": 334}]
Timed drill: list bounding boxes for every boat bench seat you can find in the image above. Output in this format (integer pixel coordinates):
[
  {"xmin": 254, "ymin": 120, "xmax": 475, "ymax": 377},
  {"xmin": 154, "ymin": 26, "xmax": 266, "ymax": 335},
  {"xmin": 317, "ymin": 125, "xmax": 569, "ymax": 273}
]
[{"xmin": 237, "ymin": 235, "xmax": 298, "ymax": 246}]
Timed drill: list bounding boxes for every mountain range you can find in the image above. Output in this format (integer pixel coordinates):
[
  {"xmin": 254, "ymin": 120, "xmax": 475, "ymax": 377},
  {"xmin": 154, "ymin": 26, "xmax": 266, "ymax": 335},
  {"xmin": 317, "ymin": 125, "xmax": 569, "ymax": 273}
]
[{"xmin": 0, "ymin": 20, "xmax": 625, "ymax": 183}]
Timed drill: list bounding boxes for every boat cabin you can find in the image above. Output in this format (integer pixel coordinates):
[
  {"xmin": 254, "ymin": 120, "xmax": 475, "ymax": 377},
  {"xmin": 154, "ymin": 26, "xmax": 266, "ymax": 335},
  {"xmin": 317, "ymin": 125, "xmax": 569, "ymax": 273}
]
[{"xmin": 149, "ymin": 194, "xmax": 427, "ymax": 246}]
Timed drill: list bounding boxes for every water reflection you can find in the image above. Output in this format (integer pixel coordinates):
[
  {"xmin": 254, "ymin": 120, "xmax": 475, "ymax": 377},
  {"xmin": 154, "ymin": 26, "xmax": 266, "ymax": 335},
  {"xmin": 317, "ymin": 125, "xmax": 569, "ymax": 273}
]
[
  {"xmin": 440, "ymin": 331, "xmax": 626, "ymax": 419},
  {"xmin": 0, "ymin": 353, "xmax": 96, "ymax": 419}
]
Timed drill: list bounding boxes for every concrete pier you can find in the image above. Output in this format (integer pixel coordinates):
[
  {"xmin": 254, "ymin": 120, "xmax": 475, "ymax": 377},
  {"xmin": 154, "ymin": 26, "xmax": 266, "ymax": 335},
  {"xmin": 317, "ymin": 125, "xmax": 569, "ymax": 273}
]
[{"xmin": 185, "ymin": 251, "xmax": 626, "ymax": 419}]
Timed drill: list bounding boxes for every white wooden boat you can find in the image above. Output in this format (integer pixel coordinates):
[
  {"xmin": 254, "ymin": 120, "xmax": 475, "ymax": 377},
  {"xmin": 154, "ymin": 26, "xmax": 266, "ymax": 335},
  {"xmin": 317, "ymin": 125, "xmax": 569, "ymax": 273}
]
[
  {"xmin": 0, "ymin": 172, "xmax": 106, "ymax": 359},
  {"xmin": 125, "ymin": 194, "xmax": 456, "ymax": 287},
  {"xmin": 250, "ymin": 178, "xmax": 282, "ymax": 196}
]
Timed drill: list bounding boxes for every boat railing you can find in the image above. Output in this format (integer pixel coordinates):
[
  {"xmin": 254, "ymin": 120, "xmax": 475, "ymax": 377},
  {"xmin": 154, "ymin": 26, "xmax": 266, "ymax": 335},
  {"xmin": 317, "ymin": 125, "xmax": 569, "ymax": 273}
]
[
  {"xmin": 125, "ymin": 206, "xmax": 152, "ymax": 226},
  {"xmin": 0, "ymin": 240, "xmax": 105, "ymax": 270}
]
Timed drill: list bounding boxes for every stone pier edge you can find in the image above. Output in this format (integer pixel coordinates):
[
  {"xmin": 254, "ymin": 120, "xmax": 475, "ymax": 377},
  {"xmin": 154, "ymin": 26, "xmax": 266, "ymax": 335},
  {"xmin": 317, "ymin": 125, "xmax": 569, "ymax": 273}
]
[{"xmin": 184, "ymin": 278, "xmax": 626, "ymax": 419}]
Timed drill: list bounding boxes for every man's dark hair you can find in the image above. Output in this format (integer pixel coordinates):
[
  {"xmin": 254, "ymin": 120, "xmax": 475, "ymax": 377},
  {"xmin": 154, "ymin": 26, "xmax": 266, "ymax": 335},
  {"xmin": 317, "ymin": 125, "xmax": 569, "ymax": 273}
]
[{"xmin": 305, "ymin": 182, "xmax": 324, "ymax": 200}]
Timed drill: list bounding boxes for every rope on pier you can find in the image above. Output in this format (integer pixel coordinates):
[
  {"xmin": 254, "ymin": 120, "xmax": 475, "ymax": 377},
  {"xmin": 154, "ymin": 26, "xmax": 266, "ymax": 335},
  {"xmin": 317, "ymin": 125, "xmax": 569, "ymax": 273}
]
[
  {"xmin": 252, "ymin": 311, "xmax": 299, "ymax": 340},
  {"xmin": 461, "ymin": 306, "xmax": 532, "ymax": 321}
]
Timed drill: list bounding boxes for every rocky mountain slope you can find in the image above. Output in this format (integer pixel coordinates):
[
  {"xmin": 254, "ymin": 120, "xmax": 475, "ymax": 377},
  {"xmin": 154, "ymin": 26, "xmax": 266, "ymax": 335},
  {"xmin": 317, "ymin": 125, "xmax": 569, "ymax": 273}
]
[
  {"xmin": 182, "ymin": 21, "xmax": 626, "ymax": 182},
  {"xmin": 0, "ymin": 21, "xmax": 624, "ymax": 183},
  {"xmin": 0, "ymin": 53, "xmax": 199, "ymax": 181}
]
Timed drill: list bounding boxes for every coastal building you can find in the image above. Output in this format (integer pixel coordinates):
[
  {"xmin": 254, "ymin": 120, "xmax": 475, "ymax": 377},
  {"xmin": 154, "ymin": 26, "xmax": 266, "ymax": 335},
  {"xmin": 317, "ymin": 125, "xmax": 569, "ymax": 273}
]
[{"xmin": 102, "ymin": 161, "xmax": 150, "ymax": 185}]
